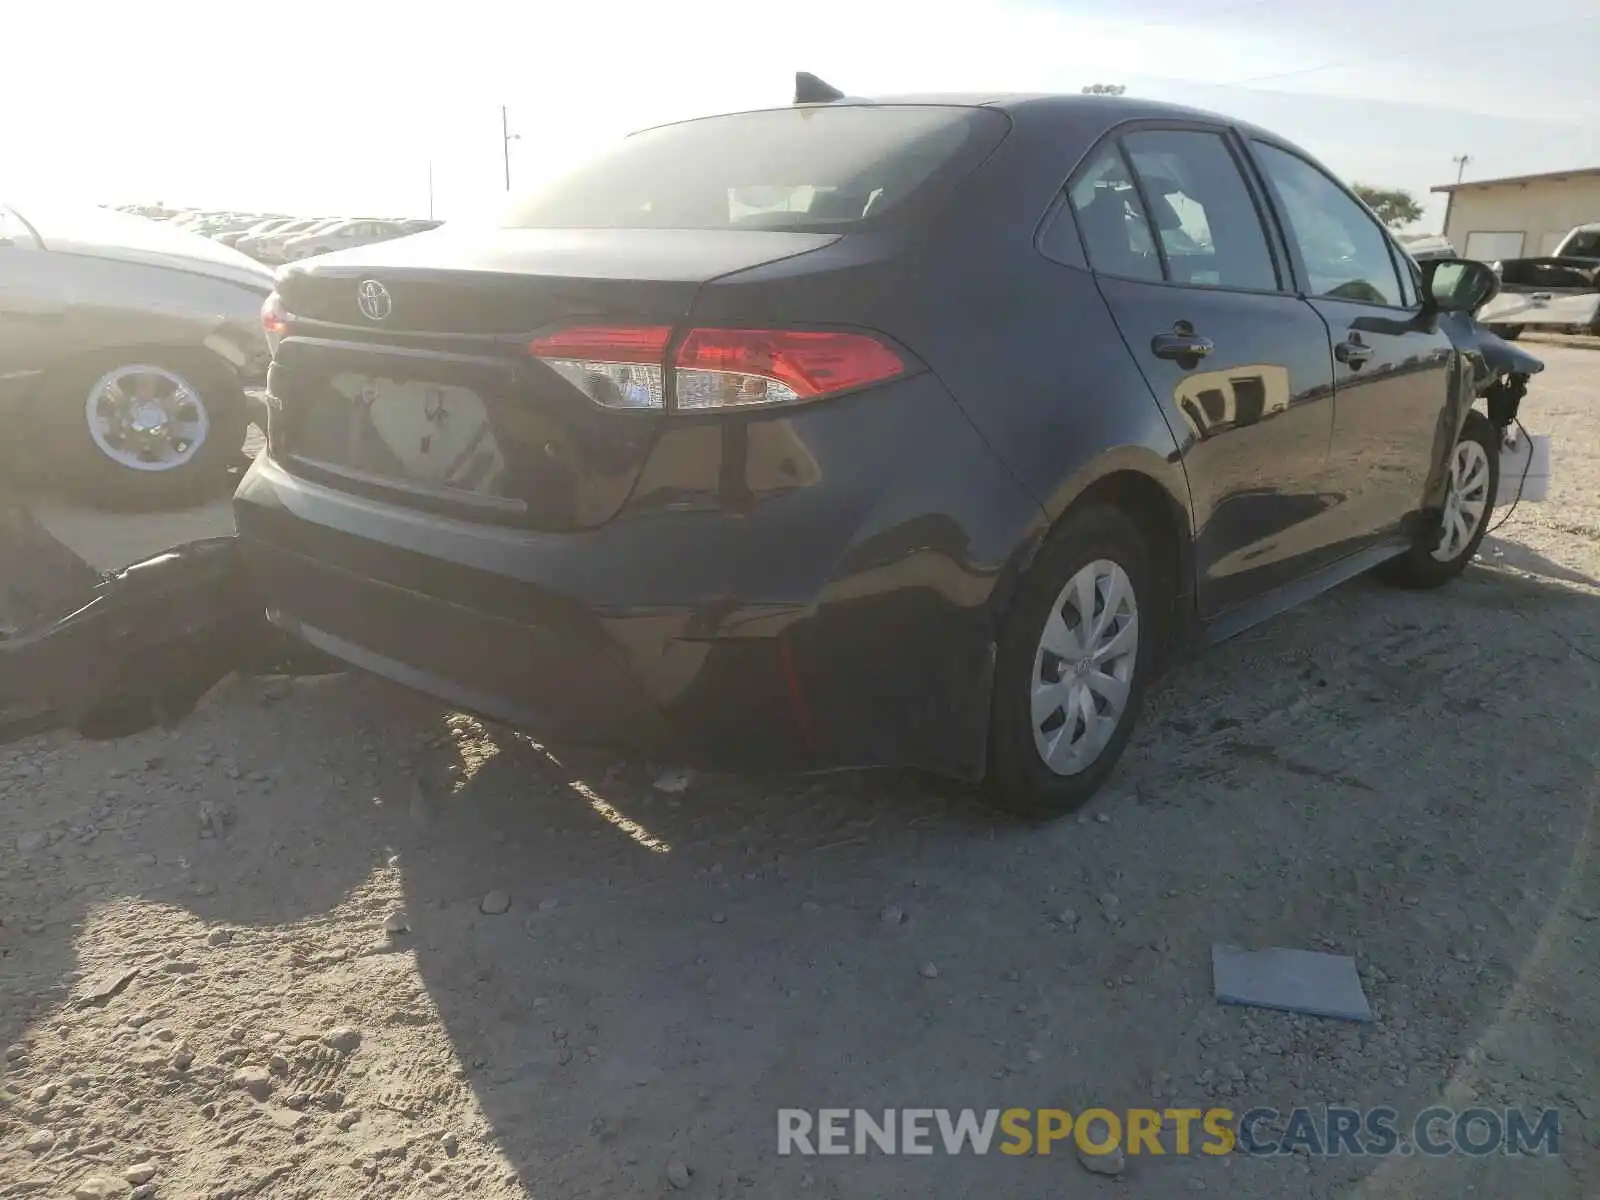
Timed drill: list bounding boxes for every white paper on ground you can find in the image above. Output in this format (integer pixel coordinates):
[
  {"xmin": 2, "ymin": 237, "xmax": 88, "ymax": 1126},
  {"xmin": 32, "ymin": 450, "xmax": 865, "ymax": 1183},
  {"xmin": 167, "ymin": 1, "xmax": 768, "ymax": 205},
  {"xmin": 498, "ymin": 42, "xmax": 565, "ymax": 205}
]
[{"xmin": 1212, "ymin": 944, "xmax": 1374, "ymax": 1022}]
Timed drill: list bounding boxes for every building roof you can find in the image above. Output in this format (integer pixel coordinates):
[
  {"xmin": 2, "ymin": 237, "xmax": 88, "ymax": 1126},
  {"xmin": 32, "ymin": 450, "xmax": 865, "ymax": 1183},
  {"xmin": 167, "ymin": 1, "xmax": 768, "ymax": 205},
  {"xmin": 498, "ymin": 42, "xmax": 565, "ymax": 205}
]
[{"xmin": 1433, "ymin": 166, "xmax": 1600, "ymax": 193}]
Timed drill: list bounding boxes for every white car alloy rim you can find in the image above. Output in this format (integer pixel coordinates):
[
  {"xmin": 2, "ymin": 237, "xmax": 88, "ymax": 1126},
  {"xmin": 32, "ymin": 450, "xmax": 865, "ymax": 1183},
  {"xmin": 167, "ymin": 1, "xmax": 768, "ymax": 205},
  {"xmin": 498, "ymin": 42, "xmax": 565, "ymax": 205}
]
[
  {"xmin": 84, "ymin": 364, "xmax": 209, "ymax": 471},
  {"xmin": 1432, "ymin": 437, "xmax": 1491, "ymax": 563},
  {"xmin": 1031, "ymin": 559, "xmax": 1139, "ymax": 776}
]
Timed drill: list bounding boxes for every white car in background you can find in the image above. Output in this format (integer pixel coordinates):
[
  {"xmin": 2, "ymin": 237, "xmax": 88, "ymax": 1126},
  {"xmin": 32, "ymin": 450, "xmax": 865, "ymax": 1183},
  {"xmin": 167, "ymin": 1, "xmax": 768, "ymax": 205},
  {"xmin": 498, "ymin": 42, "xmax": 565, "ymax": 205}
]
[
  {"xmin": 251, "ymin": 218, "xmax": 341, "ymax": 264},
  {"xmin": 280, "ymin": 219, "xmax": 405, "ymax": 262}
]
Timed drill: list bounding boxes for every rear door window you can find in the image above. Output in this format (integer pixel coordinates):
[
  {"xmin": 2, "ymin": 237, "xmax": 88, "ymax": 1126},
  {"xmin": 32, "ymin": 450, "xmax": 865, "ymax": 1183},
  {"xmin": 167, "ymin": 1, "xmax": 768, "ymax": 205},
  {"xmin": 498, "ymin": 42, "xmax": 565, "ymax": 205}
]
[
  {"xmin": 500, "ymin": 106, "xmax": 1010, "ymax": 232},
  {"xmin": 1120, "ymin": 130, "xmax": 1280, "ymax": 292},
  {"xmin": 1067, "ymin": 145, "xmax": 1163, "ymax": 282}
]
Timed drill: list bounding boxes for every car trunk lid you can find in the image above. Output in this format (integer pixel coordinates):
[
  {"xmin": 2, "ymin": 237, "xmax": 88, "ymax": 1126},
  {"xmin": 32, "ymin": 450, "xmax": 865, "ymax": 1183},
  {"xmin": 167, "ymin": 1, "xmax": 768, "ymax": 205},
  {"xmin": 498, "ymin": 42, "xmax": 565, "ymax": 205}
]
[{"xmin": 268, "ymin": 227, "xmax": 839, "ymax": 530}]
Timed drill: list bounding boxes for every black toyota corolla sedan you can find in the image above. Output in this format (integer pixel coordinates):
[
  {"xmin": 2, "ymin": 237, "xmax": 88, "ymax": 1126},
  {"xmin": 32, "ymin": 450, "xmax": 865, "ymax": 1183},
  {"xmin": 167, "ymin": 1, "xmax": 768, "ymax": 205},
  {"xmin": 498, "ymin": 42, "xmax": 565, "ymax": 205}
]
[{"xmin": 236, "ymin": 86, "xmax": 1506, "ymax": 818}]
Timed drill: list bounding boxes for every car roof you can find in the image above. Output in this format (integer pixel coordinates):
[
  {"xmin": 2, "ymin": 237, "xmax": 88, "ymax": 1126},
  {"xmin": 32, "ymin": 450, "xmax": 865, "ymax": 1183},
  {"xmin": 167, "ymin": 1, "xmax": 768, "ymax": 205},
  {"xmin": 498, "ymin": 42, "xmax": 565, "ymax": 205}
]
[{"xmin": 647, "ymin": 92, "xmax": 1286, "ymax": 144}]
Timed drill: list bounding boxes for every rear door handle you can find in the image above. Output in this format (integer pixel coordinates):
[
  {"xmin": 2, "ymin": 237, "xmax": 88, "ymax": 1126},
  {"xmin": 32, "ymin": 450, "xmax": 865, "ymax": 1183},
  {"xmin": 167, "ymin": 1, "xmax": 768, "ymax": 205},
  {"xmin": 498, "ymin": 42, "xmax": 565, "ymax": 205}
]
[
  {"xmin": 1151, "ymin": 333, "xmax": 1214, "ymax": 361},
  {"xmin": 1335, "ymin": 339, "xmax": 1373, "ymax": 368}
]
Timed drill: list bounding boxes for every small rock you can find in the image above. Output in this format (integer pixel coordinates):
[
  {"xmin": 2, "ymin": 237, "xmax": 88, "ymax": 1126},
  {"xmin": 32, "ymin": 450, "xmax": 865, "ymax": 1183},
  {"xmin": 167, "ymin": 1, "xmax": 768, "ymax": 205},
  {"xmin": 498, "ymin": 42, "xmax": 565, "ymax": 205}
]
[
  {"xmin": 710, "ymin": 911, "xmax": 727, "ymax": 925},
  {"xmin": 233, "ymin": 1066, "xmax": 273, "ymax": 1099},
  {"xmin": 880, "ymin": 903, "xmax": 907, "ymax": 926},
  {"xmin": 322, "ymin": 1026, "xmax": 362, "ymax": 1054},
  {"xmin": 383, "ymin": 911, "xmax": 410, "ymax": 935},
  {"xmin": 207, "ymin": 928, "xmax": 234, "ymax": 947},
  {"xmin": 918, "ymin": 962, "xmax": 940, "ymax": 979},
  {"xmin": 320, "ymin": 1089, "xmax": 345, "ymax": 1111},
  {"xmin": 171, "ymin": 1041, "xmax": 195, "ymax": 1071},
  {"xmin": 336, "ymin": 1109, "xmax": 362, "ymax": 1130},
  {"xmin": 666, "ymin": 1159, "xmax": 693, "ymax": 1189},
  {"xmin": 653, "ymin": 768, "xmax": 694, "ymax": 794},
  {"xmin": 131, "ymin": 1186, "xmax": 157, "ymax": 1200},
  {"xmin": 1057, "ymin": 909, "xmax": 1079, "ymax": 927},
  {"xmin": 1078, "ymin": 1145, "xmax": 1126, "ymax": 1176},
  {"xmin": 30, "ymin": 1082, "xmax": 57, "ymax": 1104},
  {"xmin": 16, "ymin": 830, "xmax": 48, "ymax": 854},
  {"xmin": 4, "ymin": 1043, "xmax": 26, "ymax": 1061},
  {"xmin": 268, "ymin": 1053, "xmax": 289, "ymax": 1075},
  {"xmin": 1097, "ymin": 892, "xmax": 1120, "ymax": 911},
  {"xmin": 799, "ymin": 900, "xmax": 821, "ymax": 914},
  {"xmin": 442, "ymin": 1132, "xmax": 460, "ymax": 1156},
  {"xmin": 480, "ymin": 890, "xmax": 511, "ymax": 916},
  {"xmin": 538, "ymin": 898, "xmax": 559, "ymax": 912},
  {"xmin": 73, "ymin": 1177, "xmax": 117, "ymax": 1200},
  {"xmin": 125, "ymin": 1162, "xmax": 158, "ymax": 1185},
  {"xmin": 131, "ymin": 853, "xmax": 158, "ymax": 867},
  {"xmin": 1094, "ymin": 812, "xmax": 1110, "ymax": 824},
  {"xmin": 200, "ymin": 1102, "xmax": 218, "ymax": 1119},
  {"xmin": 23, "ymin": 1128, "xmax": 55, "ymax": 1153}
]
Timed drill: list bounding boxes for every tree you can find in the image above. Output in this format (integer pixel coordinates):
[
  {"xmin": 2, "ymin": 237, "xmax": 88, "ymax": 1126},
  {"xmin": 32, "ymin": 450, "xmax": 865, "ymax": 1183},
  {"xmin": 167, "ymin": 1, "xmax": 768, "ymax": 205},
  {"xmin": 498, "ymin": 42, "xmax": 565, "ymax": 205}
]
[
  {"xmin": 1081, "ymin": 83, "xmax": 1127, "ymax": 95},
  {"xmin": 1351, "ymin": 184, "xmax": 1424, "ymax": 230}
]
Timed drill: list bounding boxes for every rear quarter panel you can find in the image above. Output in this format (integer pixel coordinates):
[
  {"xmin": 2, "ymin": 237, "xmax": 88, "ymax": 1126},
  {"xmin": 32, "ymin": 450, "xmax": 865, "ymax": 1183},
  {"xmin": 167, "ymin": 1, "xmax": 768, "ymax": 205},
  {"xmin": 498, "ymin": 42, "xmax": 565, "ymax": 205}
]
[{"xmin": 0, "ymin": 249, "xmax": 268, "ymax": 394}]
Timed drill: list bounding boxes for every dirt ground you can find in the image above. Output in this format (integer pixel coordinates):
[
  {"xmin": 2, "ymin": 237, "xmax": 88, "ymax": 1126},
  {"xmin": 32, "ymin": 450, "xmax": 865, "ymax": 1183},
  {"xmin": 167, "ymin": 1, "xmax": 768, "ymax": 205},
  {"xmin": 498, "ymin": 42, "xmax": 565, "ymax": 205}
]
[{"xmin": 2, "ymin": 348, "xmax": 1597, "ymax": 1199}]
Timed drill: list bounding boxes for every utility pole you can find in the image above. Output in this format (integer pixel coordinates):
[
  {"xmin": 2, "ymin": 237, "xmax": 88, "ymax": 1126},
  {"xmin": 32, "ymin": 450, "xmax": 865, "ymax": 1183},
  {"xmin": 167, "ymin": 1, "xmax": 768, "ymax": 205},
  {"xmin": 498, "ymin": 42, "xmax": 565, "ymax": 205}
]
[
  {"xmin": 501, "ymin": 105, "xmax": 521, "ymax": 192},
  {"xmin": 1452, "ymin": 154, "xmax": 1471, "ymax": 183}
]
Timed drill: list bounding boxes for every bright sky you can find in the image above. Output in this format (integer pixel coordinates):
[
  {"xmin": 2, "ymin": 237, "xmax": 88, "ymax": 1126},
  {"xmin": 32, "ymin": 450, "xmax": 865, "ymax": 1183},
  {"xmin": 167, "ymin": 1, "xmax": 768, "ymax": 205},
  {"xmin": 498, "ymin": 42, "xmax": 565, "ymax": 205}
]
[{"xmin": 4, "ymin": 0, "xmax": 1597, "ymax": 230}]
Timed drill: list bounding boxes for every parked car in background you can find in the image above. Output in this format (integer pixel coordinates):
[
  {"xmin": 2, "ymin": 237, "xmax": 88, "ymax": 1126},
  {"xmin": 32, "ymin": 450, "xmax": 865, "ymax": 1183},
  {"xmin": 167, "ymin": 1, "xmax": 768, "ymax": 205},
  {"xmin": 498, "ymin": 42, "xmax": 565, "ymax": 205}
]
[
  {"xmin": 237, "ymin": 217, "xmax": 323, "ymax": 260},
  {"xmin": 1481, "ymin": 222, "xmax": 1600, "ymax": 339},
  {"xmin": 254, "ymin": 218, "xmax": 344, "ymax": 264},
  {"xmin": 1397, "ymin": 233, "xmax": 1456, "ymax": 262},
  {"xmin": 0, "ymin": 199, "xmax": 272, "ymax": 506},
  {"xmin": 218, "ymin": 216, "xmax": 293, "ymax": 249},
  {"xmin": 280, "ymin": 218, "xmax": 408, "ymax": 261},
  {"xmin": 244, "ymin": 87, "xmax": 1512, "ymax": 818}
]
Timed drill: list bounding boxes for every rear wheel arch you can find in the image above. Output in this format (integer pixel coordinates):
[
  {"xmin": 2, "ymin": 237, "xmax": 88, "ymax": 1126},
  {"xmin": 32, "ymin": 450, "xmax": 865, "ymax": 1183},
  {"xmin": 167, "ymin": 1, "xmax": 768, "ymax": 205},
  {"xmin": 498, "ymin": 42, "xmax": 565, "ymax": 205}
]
[{"xmin": 998, "ymin": 463, "xmax": 1194, "ymax": 665}]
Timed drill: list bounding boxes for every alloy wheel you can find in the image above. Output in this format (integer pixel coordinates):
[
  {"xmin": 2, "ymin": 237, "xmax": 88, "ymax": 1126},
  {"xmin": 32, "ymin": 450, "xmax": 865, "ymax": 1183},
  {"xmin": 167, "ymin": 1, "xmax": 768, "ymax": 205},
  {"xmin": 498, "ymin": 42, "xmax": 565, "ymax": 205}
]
[
  {"xmin": 1030, "ymin": 559, "xmax": 1139, "ymax": 776},
  {"xmin": 1432, "ymin": 437, "xmax": 1491, "ymax": 563},
  {"xmin": 84, "ymin": 365, "xmax": 210, "ymax": 472}
]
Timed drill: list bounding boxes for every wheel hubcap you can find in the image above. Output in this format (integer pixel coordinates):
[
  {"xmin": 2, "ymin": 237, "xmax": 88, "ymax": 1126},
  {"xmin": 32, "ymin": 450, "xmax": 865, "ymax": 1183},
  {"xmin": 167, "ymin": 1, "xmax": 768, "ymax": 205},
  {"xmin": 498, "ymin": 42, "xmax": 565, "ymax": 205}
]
[
  {"xmin": 1432, "ymin": 438, "xmax": 1491, "ymax": 563},
  {"xmin": 85, "ymin": 365, "xmax": 209, "ymax": 471},
  {"xmin": 1030, "ymin": 559, "xmax": 1139, "ymax": 776}
]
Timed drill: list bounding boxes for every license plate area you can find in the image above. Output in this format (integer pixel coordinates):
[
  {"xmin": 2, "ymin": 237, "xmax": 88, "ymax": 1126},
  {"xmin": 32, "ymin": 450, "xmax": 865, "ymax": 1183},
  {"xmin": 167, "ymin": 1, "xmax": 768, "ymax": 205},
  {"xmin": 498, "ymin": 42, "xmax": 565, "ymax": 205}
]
[{"xmin": 290, "ymin": 371, "xmax": 520, "ymax": 509}]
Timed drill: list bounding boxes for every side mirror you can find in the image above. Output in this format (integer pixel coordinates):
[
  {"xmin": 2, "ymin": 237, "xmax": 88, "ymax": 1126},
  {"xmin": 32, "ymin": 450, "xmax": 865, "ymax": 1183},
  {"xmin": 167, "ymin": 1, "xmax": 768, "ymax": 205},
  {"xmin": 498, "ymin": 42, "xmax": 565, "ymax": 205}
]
[{"xmin": 1421, "ymin": 257, "xmax": 1501, "ymax": 314}]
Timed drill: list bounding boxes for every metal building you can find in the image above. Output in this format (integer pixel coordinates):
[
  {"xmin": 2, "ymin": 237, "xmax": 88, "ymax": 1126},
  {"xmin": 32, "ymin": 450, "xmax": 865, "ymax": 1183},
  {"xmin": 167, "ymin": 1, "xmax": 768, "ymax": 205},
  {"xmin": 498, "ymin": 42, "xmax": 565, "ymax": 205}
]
[{"xmin": 1433, "ymin": 167, "xmax": 1600, "ymax": 261}]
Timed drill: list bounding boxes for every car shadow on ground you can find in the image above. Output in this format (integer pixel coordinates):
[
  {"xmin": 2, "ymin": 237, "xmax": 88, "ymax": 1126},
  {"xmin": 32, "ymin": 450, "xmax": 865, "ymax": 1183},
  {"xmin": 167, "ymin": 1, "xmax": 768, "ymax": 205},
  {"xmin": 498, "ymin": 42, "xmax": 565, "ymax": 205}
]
[{"xmin": 2, "ymin": 560, "xmax": 1596, "ymax": 1199}]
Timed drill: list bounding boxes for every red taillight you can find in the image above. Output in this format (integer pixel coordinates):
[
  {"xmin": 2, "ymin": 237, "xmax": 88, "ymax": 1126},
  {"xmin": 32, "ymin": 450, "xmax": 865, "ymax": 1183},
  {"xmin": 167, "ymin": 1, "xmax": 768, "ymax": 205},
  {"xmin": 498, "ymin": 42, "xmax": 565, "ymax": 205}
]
[
  {"xmin": 260, "ymin": 291, "xmax": 291, "ymax": 356},
  {"xmin": 527, "ymin": 325, "xmax": 673, "ymax": 410},
  {"xmin": 527, "ymin": 324, "xmax": 905, "ymax": 412},
  {"xmin": 675, "ymin": 329, "xmax": 904, "ymax": 409},
  {"xmin": 527, "ymin": 325, "xmax": 673, "ymax": 363}
]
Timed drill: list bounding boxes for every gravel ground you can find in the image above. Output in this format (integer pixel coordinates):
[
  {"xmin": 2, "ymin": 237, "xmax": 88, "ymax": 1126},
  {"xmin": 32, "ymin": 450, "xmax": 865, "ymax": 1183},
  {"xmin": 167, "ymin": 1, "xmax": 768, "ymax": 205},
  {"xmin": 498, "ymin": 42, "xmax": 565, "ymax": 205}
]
[{"xmin": 2, "ymin": 349, "xmax": 1597, "ymax": 1199}]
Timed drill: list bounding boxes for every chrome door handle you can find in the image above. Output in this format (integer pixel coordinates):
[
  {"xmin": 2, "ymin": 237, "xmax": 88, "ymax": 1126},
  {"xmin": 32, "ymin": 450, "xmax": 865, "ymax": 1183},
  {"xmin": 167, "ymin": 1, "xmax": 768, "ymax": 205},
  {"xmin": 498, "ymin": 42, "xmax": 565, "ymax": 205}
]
[
  {"xmin": 1335, "ymin": 339, "xmax": 1373, "ymax": 368},
  {"xmin": 1151, "ymin": 333, "xmax": 1214, "ymax": 361}
]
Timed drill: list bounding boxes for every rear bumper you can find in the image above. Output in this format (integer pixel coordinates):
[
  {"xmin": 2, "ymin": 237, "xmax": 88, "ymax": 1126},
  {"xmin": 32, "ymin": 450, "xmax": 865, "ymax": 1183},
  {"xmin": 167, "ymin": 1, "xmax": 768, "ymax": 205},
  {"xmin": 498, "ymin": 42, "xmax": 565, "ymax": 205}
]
[{"xmin": 232, "ymin": 383, "xmax": 1044, "ymax": 778}]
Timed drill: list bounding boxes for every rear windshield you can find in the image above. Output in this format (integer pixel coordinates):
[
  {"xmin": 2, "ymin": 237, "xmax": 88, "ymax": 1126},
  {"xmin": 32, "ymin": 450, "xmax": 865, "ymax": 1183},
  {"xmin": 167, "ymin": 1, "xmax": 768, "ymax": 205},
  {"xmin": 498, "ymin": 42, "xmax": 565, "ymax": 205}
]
[
  {"xmin": 499, "ymin": 105, "xmax": 1009, "ymax": 232},
  {"xmin": 1562, "ymin": 229, "xmax": 1600, "ymax": 257}
]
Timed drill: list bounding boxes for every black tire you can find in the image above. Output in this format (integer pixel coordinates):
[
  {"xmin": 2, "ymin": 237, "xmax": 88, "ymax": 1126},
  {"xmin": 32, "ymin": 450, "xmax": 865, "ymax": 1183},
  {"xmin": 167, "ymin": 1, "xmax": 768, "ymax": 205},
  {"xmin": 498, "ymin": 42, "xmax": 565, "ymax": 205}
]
[
  {"xmin": 985, "ymin": 504, "xmax": 1159, "ymax": 821},
  {"xmin": 1488, "ymin": 325, "xmax": 1522, "ymax": 341},
  {"xmin": 1377, "ymin": 410, "xmax": 1499, "ymax": 590},
  {"xmin": 34, "ymin": 350, "xmax": 248, "ymax": 510}
]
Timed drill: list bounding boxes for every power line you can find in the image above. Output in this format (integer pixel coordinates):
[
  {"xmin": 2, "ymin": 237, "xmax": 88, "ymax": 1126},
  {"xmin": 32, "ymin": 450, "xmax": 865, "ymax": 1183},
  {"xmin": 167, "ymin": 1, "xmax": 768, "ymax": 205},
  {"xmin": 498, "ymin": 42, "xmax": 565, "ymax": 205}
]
[{"xmin": 1217, "ymin": 14, "xmax": 1598, "ymax": 87}]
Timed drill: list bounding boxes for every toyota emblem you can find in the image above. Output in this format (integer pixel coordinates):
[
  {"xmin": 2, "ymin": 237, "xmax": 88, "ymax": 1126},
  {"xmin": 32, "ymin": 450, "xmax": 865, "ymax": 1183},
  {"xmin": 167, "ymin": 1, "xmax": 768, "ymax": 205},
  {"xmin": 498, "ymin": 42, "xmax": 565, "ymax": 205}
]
[{"xmin": 357, "ymin": 279, "xmax": 392, "ymax": 321}]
